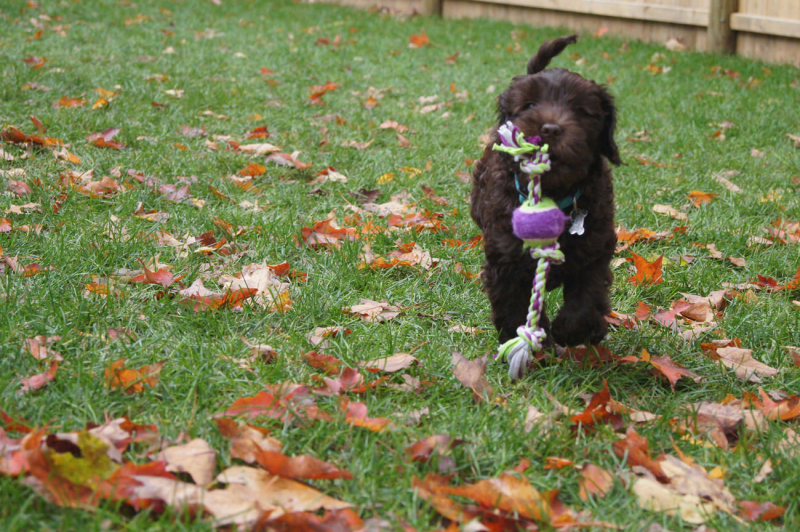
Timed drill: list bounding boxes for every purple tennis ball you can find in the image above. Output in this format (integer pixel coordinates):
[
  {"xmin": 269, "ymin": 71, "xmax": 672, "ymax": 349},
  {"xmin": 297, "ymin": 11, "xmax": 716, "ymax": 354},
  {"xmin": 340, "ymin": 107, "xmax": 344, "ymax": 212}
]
[{"xmin": 512, "ymin": 199, "xmax": 570, "ymax": 247}]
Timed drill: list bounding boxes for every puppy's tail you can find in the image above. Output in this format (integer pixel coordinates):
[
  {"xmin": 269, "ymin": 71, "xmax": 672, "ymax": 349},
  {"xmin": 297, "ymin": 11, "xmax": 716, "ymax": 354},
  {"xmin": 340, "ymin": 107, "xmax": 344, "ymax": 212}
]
[{"xmin": 526, "ymin": 34, "xmax": 578, "ymax": 75}]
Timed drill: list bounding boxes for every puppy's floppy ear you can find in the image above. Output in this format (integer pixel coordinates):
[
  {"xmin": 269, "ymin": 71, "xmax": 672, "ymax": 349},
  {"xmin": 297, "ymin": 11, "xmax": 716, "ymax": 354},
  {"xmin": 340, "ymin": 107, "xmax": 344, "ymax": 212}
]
[
  {"xmin": 598, "ymin": 87, "xmax": 621, "ymax": 165},
  {"xmin": 527, "ymin": 34, "xmax": 578, "ymax": 75},
  {"xmin": 496, "ymin": 89, "xmax": 510, "ymax": 124}
]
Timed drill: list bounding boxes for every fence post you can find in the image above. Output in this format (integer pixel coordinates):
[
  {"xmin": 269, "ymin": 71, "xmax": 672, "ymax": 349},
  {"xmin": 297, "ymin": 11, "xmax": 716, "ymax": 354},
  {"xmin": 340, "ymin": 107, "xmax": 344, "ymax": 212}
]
[
  {"xmin": 420, "ymin": 0, "xmax": 443, "ymax": 16},
  {"xmin": 708, "ymin": 0, "xmax": 738, "ymax": 54}
]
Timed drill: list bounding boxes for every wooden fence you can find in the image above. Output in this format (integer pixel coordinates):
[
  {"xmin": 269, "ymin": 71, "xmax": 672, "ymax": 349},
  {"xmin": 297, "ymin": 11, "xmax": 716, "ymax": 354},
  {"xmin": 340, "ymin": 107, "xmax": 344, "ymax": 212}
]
[{"xmin": 329, "ymin": 0, "xmax": 800, "ymax": 64}]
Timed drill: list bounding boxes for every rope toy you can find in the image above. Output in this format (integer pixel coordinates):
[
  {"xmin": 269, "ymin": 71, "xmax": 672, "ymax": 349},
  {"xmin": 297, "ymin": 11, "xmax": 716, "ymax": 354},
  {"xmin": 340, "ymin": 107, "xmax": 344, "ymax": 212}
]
[{"xmin": 492, "ymin": 121, "xmax": 570, "ymax": 379}]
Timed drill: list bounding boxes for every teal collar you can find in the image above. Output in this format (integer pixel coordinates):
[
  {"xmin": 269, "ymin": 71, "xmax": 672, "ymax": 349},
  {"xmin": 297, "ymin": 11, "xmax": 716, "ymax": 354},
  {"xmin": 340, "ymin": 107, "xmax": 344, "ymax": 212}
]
[{"xmin": 514, "ymin": 172, "xmax": 583, "ymax": 212}]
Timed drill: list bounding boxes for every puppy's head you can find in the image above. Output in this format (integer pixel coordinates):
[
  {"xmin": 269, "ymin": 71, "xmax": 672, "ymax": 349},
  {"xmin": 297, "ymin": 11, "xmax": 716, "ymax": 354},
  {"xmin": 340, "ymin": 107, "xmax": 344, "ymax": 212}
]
[{"xmin": 497, "ymin": 35, "xmax": 620, "ymax": 191}]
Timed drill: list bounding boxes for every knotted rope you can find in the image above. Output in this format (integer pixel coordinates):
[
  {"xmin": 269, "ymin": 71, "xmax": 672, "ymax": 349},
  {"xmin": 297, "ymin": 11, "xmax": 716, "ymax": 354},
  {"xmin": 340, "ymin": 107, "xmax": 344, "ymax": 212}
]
[{"xmin": 492, "ymin": 122, "xmax": 568, "ymax": 380}]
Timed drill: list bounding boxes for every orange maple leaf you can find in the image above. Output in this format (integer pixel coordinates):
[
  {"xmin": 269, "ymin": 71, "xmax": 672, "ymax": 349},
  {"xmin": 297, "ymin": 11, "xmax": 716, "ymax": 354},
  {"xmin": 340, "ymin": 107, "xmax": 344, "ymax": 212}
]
[
  {"xmin": 409, "ymin": 32, "xmax": 430, "ymax": 48},
  {"xmin": 104, "ymin": 359, "xmax": 165, "ymax": 394},
  {"xmin": 627, "ymin": 252, "xmax": 663, "ymax": 286},
  {"xmin": 687, "ymin": 190, "xmax": 718, "ymax": 207}
]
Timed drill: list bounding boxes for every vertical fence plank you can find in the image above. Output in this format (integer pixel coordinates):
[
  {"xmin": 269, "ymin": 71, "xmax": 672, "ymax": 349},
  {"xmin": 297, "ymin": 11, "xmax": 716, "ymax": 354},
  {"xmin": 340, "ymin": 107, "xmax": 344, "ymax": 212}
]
[
  {"xmin": 420, "ymin": 0, "xmax": 443, "ymax": 15},
  {"xmin": 708, "ymin": 0, "xmax": 739, "ymax": 53}
]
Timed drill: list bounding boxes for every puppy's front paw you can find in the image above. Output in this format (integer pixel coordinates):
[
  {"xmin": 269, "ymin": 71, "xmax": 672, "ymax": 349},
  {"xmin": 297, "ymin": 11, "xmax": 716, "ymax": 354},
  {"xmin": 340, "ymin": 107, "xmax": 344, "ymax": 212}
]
[{"xmin": 551, "ymin": 309, "xmax": 608, "ymax": 346}]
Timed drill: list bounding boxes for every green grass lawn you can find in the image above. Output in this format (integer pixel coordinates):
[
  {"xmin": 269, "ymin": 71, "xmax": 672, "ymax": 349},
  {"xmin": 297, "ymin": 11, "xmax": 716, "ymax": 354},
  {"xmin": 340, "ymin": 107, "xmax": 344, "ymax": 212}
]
[{"xmin": 1, "ymin": 0, "xmax": 799, "ymax": 530}]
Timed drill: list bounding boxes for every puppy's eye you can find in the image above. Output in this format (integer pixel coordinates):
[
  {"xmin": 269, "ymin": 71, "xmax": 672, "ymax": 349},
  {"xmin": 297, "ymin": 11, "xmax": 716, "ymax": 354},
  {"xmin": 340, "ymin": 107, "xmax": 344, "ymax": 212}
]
[
  {"xmin": 577, "ymin": 106, "xmax": 601, "ymax": 117},
  {"xmin": 526, "ymin": 102, "xmax": 536, "ymax": 109}
]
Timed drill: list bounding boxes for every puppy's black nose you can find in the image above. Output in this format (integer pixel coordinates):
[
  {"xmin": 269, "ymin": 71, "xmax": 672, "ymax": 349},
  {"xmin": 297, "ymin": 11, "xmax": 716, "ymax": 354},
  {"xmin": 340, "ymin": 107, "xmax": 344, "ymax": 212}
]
[{"xmin": 541, "ymin": 123, "xmax": 562, "ymax": 137}]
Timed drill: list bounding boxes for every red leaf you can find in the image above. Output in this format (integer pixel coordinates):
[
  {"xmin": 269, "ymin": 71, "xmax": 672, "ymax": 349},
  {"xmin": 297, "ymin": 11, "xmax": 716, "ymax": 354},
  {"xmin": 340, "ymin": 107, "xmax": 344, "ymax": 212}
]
[
  {"xmin": 341, "ymin": 399, "xmax": 391, "ymax": 432},
  {"xmin": 53, "ymin": 96, "xmax": 86, "ymax": 108},
  {"xmin": 304, "ymin": 351, "xmax": 343, "ymax": 374},
  {"xmin": 409, "ymin": 33, "xmax": 430, "ymax": 48},
  {"xmin": 570, "ymin": 380, "xmax": 622, "ymax": 429},
  {"xmin": 19, "ymin": 362, "xmax": 59, "ymax": 394},
  {"xmin": 647, "ymin": 351, "xmax": 701, "ymax": 390},
  {"xmin": 1, "ymin": 410, "xmax": 33, "ymax": 433},
  {"xmin": 738, "ymin": 500, "xmax": 785, "ymax": 521},
  {"xmin": 87, "ymin": 128, "xmax": 126, "ymax": 149},
  {"xmin": 129, "ymin": 259, "xmax": 180, "ymax": 288},
  {"xmin": 218, "ymin": 390, "xmax": 331, "ymax": 424},
  {"xmin": 245, "ymin": 125, "xmax": 270, "ymax": 139},
  {"xmin": 405, "ymin": 434, "xmax": 463, "ymax": 463},
  {"xmin": 257, "ymin": 509, "xmax": 363, "ymax": 532},
  {"xmin": 300, "ymin": 219, "xmax": 357, "ymax": 249},
  {"xmin": 612, "ymin": 427, "xmax": 667, "ymax": 482},
  {"xmin": 104, "ymin": 359, "xmax": 165, "ymax": 394},
  {"xmin": 254, "ymin": 450, "xmax": 353, "ymax": 480},
  {"xmin": 8, "ymin": 180, "xmax": 31, "ymax": 197},
  {"xmin": 309, "ymin": 81, "xmax": 340, "ymax": 105}
]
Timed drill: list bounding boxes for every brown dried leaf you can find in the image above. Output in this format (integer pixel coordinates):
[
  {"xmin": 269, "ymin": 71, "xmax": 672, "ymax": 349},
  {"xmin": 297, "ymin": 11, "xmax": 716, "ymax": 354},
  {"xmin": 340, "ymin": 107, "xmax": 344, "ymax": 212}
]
[
  {"xmin": 155, "ymin": 438, "xmax": 217, "ymax": 486},
  {"xmin": 451, "ymin": 352, "xmax": 492, "ymax": 402},
  {"xmin": 579, "ymin": 463, "xmax": 614, "ymax": 501}
]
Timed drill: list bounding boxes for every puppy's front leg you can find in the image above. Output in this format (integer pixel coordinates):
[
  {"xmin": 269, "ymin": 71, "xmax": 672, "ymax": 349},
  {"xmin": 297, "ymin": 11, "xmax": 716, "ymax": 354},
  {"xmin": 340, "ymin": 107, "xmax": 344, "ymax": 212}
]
[
  {"xmin": 483, "ymin": 255, "xmax": 554, "ymax": 346},
  {"xmin": 483, "ymin": 260, "xmax": 534, "ymax": 343},
  {"xmin": 551, "ymin": 259, "xmax": 612, "ymax": 346}
]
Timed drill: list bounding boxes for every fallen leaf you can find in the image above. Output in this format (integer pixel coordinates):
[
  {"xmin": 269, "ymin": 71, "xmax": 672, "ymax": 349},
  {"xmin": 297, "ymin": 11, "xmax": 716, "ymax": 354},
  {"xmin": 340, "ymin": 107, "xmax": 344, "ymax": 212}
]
[
  {"xmin": 7, "ymin": 180, "xmax": 31, "ymax": 197},
  {"xmin": 715, "ymin": 347, "xmax": 778, "ymax": 383},
  {"xmin": 687, "ymin": 190, "xmax": 718, "ymax": 207},
  {"xmin": 632, "ymin": 477, "xmax": 716, "ymax": 524},
  {"xmin": 301, "ymin": 219, "xmax": 357, "ymax": 249},
  {"xmin": 217, "ymin": 390, "xmax": 331, "ymax": 425},
  {"xmin": 409, "ymin": 33, "xmax": 429, "ymax": 48},
  {"xmin": 378, "ymin": 120, "xmax": 409, "ymax": 133},
  {"xmin": 437, "ymin": 472, "xmax": 548, "ymax": 522},
  {"xmin": 340, "ymin": 139, "xmax": 373, "ymax": 150},
  {"xmin": 341, "ymin": 399, "xmax": 392, "ymax": 432},
  {"xmin": 652, "ymin": 204, "xmax": 688, "ymax": 221},
  {"xmin": 87, "ymin": 128, "xmax": 126, "ymax": 149},
  {"xmin": 646, "ymin": 351, "xmax": 702, "ymax": 389},
  {"xmin": 254, "ymin": 450, "xmax": 353, "ymax": 480},
  {"xmin": 738, "ymin": 500, "xmax": 786, "ymax": 521},
  {"xmin": 104, "ymin": 359, "xmax": 165, "ymax": 393},
  {"xmin": 714, "ymin": 170, "xmax": 743, "ymax": 193},
  {"xmin": 310, "ymin": 81, "xmax": 340, "ymax": 105},
  {"xmin": 237, "ymin": 163, "xmax": 266, "ymax": 177},
  {"xmin": 405, "ymin": 435, "xmax": 464, "ymax": 463},
  {"xmin": 257, "ymin": 509, "xmax": 363, "ymax": 531},
  {"xmin": 310, "ymin": 166, "xmax": 348, "ymax": 185},
  {"xmin": 53, "ymin": 96, "xmax": 86, "ymax": 108},
  {"xmin": 628, "ymin": 253, "xmax": 664, "ymax": 286},
  {"xmin": 570, "ymin": 379, "xmax": 622, "ymax": 429},
  {"xmin": 306, "ymin": 326, "xmax": 350, "ymax": 348},
  {"xmin": 451, "ymin": 352, "xmax": 492, "ymax": 402},
  {"xmin": 612, "ymin": 427, "xmax": 667, "ymax": 482},
  {"xmin": 23, "ymin": 336, "xmax": 63, "ymax": 361},
  {"xmin": 129, "ymin": 260, "xmax": 180, "ymax": 288},
  {"xmin": 215, "ymin": 418, "xmax": 282, "ymax": 463},
  {"xmin": 579, "ymin": 463, "xmax": 614, "ymax": 500},
  {"xmin": 219, "ymin": 262, "xmax": 292, "ymax": 312},
  {"xmin": 304, "ymin": 351, "xmax": 343, "ymax": 375},
  {"xmin": 665, "ymin": 38, "xmax": 686, "ymax": 51},
  {"xmin": 344, "ymin": 299, "xmax": 400, "ymax": 323},
  {"xmin": 155, "ymin": 438, "xmax": 217, "ymax": 486},
  {"xmin": 19, "ymin": 362, "xmax": 59, "ymax": 394},
  {"xmin": 359, "ymin": 353, "xmax": 418, "ymax": 373},
  {"xmin": 543, "ymin": 457, "xmax": 574, "ymax": 470}
]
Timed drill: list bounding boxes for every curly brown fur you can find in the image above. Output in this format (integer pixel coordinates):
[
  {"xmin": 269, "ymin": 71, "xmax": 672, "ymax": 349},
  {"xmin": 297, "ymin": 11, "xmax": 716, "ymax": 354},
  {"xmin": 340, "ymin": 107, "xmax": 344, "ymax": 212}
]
[{"xmin": 470, "ymin": 34, "xmax": 620, "ymax": 348}]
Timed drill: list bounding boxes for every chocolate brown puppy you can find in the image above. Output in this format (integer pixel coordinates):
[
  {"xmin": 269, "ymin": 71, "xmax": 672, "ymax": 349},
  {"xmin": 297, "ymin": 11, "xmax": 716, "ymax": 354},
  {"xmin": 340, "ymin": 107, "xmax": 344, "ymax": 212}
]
[{"xmin": 470, "ymin": 34, "xmax": 620, "ymax": 348}]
